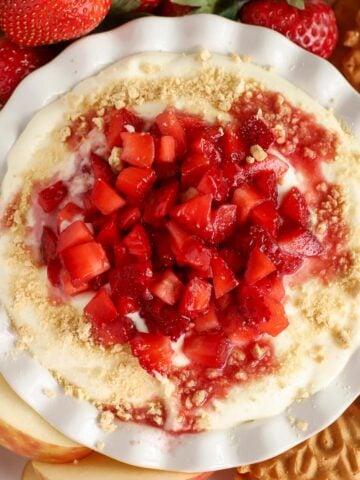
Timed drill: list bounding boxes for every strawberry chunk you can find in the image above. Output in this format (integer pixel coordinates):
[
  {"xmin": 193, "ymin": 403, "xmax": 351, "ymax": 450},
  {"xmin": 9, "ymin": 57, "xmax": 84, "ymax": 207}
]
[
  {"xmin": 183, "ymin": 333, "xmax": 230, "ymax": 368},
  {"xmin": 278, "ymin": 225, "xmax": 324, "ymax": 257},
  {"xmin": 279, "ymin": 187, "xmax": 310, "ymax": 227},
  {"xmin": 61, "ymin": 241, "xmax": 110, "ymax": 285},
  {"xmin": 143, "ymin": 180, "xmax": 179, "ymax": 226},
  {"xmin": 117, "ymin": 206, "xmax": 141, "ymax": 231},
  {"xmin": 156, "ymin": 110, "xmax": 186, "ymax": 156},
  {"xmin": 123, "ymin": 224, "xmax": 152, "ymax": 260},
  {"xmin": 211, "ymin": 204, "xmax": 237, "ymax": 244},
  {"xmin": 92, "ymin": 317, "xmax": 135, "ymax": 346},
  {"xmin": 130, "ymin": 333, "xmax": 173, "ymax": 374},
  {"xmin": 245, "ymin": 247, "xmax": 277, "ymax": 285},
  {"xmin": 96, "ymin": 214, "xmax": 120, "ymax": 247},
  {"xmin": 38, "ymin": 181, "xmax": 68, "ymax": 213},
  {"xmin": 254, "ymin": 274, "xmax": 285, "ymax": 302},
  {"xmin": 61, "ymin": 270, "xmax": 88, "ymax": 296},
  {"xmin": 47, "ymin": 258, "xmax": 62, "ymax": 287},
  {"xmin": 211, "ymin": 254, "xmax": 239, "ymax": 298},
  {"xmin": 194, "ymin": 303, "xmax": 220, "ymax": 332},
  {"xmin": 190, "ymin": 131, "xmax": 222, "ymax": 165},
  {"xmin": 113, "ymin": 294, "xmax": 139, "ymax": 316},
  {"xmin": 253, "ymin": 170, "xmax": 277, "ymax": 202},
  {"xmin": 181, "ymin": 152, "xmax": 210, "ymax": 187},
  {"xmin": 116, "ymin": 167, "xmax": 156, "ymax": 201},
  {"xmin": 57, "ymin": 202, "xmax": 83, "ymax": 232},
  {"xmin": 197, "ymin": 166, "xmax": 229, "ymax": 202},
  {"xmin": 241, "ymin": 116, "xmax": 274, "ymax": 150},
  {"xmin": 232, "ymin": 185, "xmax": 264, "ymax": 223},
  {"xmin": 180, "ymin": 277, "xmax": 212, "ymax": 315},
  {"xmin": 157, "ymin": 135, "xmax": 176, "ymax": 163},
  {"xmin": 250, "ymin": 200, "xmax": 280, "ymax": 237},
  {"xmin": 105, "ymin": 108, "xmax": 143, "ymax": 149},
  {"xmin": 84, "ymin": 289, "xmax": 118, "ymax": 325},
  {"xmin": 109, "ymin": 260, "xmax": 153, "ymax": 298},
  {"xmin": 150, "ymin": 269, "xmax": 184, "ymax": 306},
  {"xmin": 40, "ymin": 226, "xmax": 58, "ymax": 264},
  {"xmin": 245, "ymin": 155, "xmax": 289, "ymax": 179},
  {"xmin": 57, "ymin": 220, "xmax": 93, "ymax": 253},
  {"xmin": 222, "ymin": 124, "xmax": 248, "ymax": 163},
  {"xmin": 170, "ymin": 194, "xmax": 212, "ymax": 239},
  {"xmin": 259, "ymin": 296, "xmax": 289, "ymax": 337},
  {"xmin": 223, "ymin": 304, "xmax": 259, "ymax": 345},
  {"xmin": 90, "ymin": 153, "xmax": 115, "ymax": 184},
  {"xmin": 91, "ymin": 179, "xmax": 126, "ymax": 215},
  {"xmin": 120, "ymin": 132, "xmax": 155, "ymax": 168}
]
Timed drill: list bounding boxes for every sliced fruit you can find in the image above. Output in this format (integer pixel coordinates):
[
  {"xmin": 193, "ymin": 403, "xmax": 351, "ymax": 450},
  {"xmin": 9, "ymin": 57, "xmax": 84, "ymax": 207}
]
[
  {"xmin": 259, "ymin": 296, "xmax": 289, "ymax": 337},
  {"xmin": 91, "ymin": 179, "xmax": 126, "ymax": 215},
  {"xmin": 181, "ymin": 152, "xmax": 211, "ymax": 187},
  {"xmin": 92, "ymin": 316, "xmax": 135, "ymax": 346},
  {"xmin": 130, "ymin": 333, "xmax": 173, "ymax": 374},
  {"xmin": 40, "ymin": 227, "xmax": 58, "ymax": 264},
  {"xmin": 170, "ymin": 194, "xmax": 212, "ymax": 238},
  {"xmin": 241, "ymin": 116, "xmax": 274, "ymax": 150},
  {"xmin": 253, "ymin": 170, "xmax": 277, "ymax": 202},
  {"xmin": 279, "ymin": 186, "xmax": 310, "ymax": 227},
  {"xmin": 116, "ymin": 167, "xmax": 156, "ymax": 201},
  {"xmin": 90, "ymin": 153, "xmax": 115, "ymax": 184},
  {"xmin": 143, "ymin": 180, "xmax": 179, "ymax": 225},
  {"xmin": 194, "ymin": 303, "xmax": 220, "ymax": 332},
  {"xmin": 47, "ymin": 258, "xmax": 62, "ymax": 288},
  {"xmin": 246, "ymin": 155, "xmax": 289, "ymax": 179},
  {"xmin": 183, "ymin": 333, "xmax": 230, "ymax": 368},
  {"xmin": 123, "ymin": 224, "xmax": 152, "ymax": 260},
  {"xmin": 61, "ymin": 270, "xmax": 88, "ymax": 296},
  {"xmin": 222, "ymin": 124, "xmax": 248, "ymax": 163},
  {"xmin": 255, "ymin": 274, "xmax": 285, "ymax": 302},
  {"xmin": 38, "ymin": 181, "xmax": 68, "ymax": 213},
  {"xmin": 57, "ymin": 221, "xmax": 93, "ymax": 253},
  {"xmin": 197, "ymin": 166, "xmax": 229, "ymax": 202},
  {"xmin": 245, "ymin": 247, "xmax": 277, "ymax": 285},
  {"xmin": 56, "ymin": 202, "xmax": 83, "ymax": 232},
  {"xmin": 156, "ymin": 110, "xmax": 187, "ymax": 156},
  {"xmin": 109, "ymin": 261, "xmax": 153, "ymax": 298},
  {"xmin": 180, "ymin": 277, "xmax": 212, "ymax": 315},
  {"xmin": 232, "ymin": 184, "xmax": 264, "ymax": 223},
  {"xmin": 211, "ymin": 255, "xmax": 238, "ymax": 298},
  {"xmin": 211, "ymin": 204, "xmax": 237, "ymax": 244},
  {"xmin": 84, "ymin": 289, "xmax": 118, "ymax": 325},
  {"xmin": 117, "ymin": 206, "xmax": 141, "ymax": 231},
  {"xmin": 278, "ymin": 225, "xmax": 324, "ymax": 257},
  {"xmin": 61, "ymin": 241, "xmax": 110, "ymax": 285},
  {"xmin": 150, "ymin": 269, "xmax": 184, "ymax": 306},
  {"xmin": 96, "ymin": 214, "xmax": 120, "ymax": 247},
  {"xmin": 156, "ymin": 135, "xmax": 176, "ymax": 163},
  {"xmin": 105, "ymin": 108, "xmax": 143, "ymax": 149},
  {"xmin": 250, "ymin": 200, "xmax": 280, "ymax": 237},
  {"xmin": 120, "ymin": 132, "xmax": 155, "ymax": 168}
]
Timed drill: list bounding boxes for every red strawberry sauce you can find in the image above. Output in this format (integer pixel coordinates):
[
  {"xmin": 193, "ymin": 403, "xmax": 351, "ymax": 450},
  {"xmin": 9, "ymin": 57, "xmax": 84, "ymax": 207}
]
[{"xmin": 22, "ymin": 88, "xmax": 351, "ymax": 432}]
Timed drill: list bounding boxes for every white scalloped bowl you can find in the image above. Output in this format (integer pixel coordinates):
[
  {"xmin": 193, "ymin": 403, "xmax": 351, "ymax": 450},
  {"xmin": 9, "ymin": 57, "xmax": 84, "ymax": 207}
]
[{"xmin": 0, "ymin": 14, "xmax": 359, "ymax": 473}]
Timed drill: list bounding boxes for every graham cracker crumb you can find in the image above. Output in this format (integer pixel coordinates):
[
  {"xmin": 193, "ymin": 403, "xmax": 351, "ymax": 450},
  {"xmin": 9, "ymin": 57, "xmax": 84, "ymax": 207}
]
[
  {"xmin": 332, "ymin": 327, "xmax": 351, "ymax": 348},
  {"xmin": 95, "ymin": 441, "xmax": 105, "ymax": 450},
  {"xmin": 108, "ymin": 147, "xmax": 123, "ymax": 172},
  {"xmin": 92, "ymin": 117, "xmax": 104, "ymax": 131},
  {"xmin": 246, "ymin": 155, "xmax": 255, "ymax": 164},
  {"xmin": 229, "ymin": 52, "xmax": 241, "ymax": 63},
  {"xmin": 250, "ymin": 144, "xmax": 268, "ymax": 161},
  {"xmin": 296, "ymin": 420, "xmax": 309, "ymax": 432},
  {"xmin": 140, "ymin": 63, "xmax": 162, "ymax": 74},
  {"xmin": 192, "ymin": 390, "xmax": 207, "ymax": 407},
  {"xmin": 99, "ymin": 411, "xmax": 117, "ymax": 433},
  {"xmin": 42, "ymin": 388, "xmax": 56, "ymax": 399}
]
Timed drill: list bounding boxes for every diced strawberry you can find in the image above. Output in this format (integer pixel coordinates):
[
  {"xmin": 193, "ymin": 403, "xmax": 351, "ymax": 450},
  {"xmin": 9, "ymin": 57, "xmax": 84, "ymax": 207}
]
[
  {"xmin": 82, "ymin": 191, "xmax": 98, "ymax": 220},
  {"xmin": 40, "ymin": 226, "xmax": 58, "ymax": 264},
  {"xmin": 255, "ymin": 274, "xmax": 285, "ymax": 302},
  {"xmin": 241, "ymin": 116, "xmax": 274, "ymax": 150},
  {"xmin": 156, "ymin": 110, "xmax": 186, "ymax": 156},
  {"xmin": 170, "ymin": 194, "xmax": 212, "ymax": 239},
  {"xmin": 47, "ymin": 258, "xmax": 62, "ymax": 287},
  {"xmin": 117, "ymin": 206, "xmax": 141, "ymax": 231},
  {"xmin": 245, "ymin": 247, "xmax": 277, "ymax": 285},
  {"xmin": 197, "ymin": 167, "xmax": 229, "ymax": 202},
  {"xmin": 223, "ymin": 304, "xmax": 259, "ymax": 345},
  {"xmin": 180, "ymin": 187, "xmax": 199, "ymax": 203},
  {"xmin": 92, "ymin": 316, "xmax": 135, "ymax": 346},
  {"xmin": 177, "ymin": 112, "xmax": 206, "ymax": 129},
  {"xmin": 113, "ymin": 294, "xmax": 139, "ymax": 316},
  {"xmin": 89, "ymin": 272, "xmax": 108, "ymax": 291},
  {"xmin": 156, "ymin": 136, "xmax": 176, "ymax": 163},
  {"xmin": 61, "ymin": 241, "xmax": 110, "ymax": 285},
  {"xmin": 211, "ymin": 254, "xmax": 239, "ymax": 298},
  {"xmin": 237, "ymin": 283, "xmax": 271, "ymax": 325},
  {"xmin": 84, "ymin": 289, "xmax": 118, "ymax": 325},
  {"xmin": 183, "ymin": 333, "xmax": 230, "ymax": 368},
  {"xmin": 150, "ymin": 269, "xmax": 184, "ymax": 305},
  {"xmin": 57, "ymin": 202, "xmax": 83, "ymax": 232},
  {"xmin": 61, "ymin": 269, "xmax": 88, "ymax": 296},
  {"xmin": 278, "ymin": 225, "xmax": 324, "ymax": 257},
  {"xmin": 109, "ymin": 261, "xmax": 153, "ymax": 298},
  {"xmin": 279, "ymin": 187, "xmax": 310, "ymax": 227},
  {"xmin": 219, "ymin": 247, "xmax": 245, "ymax": 272},
  {"xmin": 222, "ymin": 124, "xmax": 248, "ymax": 163},
  {"xmin": 38, "ymin": 181, "xmax": 68, "ymax": 213},
  {"xmin": 222, "ymin": 162, "xmax": 247, "ymax": 190},
  {"xmin": 123, "ymin": 224, "xmax": 152, "ymax": 260},
  {"xmin": 181, "ymin": 152, "xmax": 210, "ymax": 187},
  {"xmin": 116, "ymin": 167, "xmax": 156, "ymax": 201},
  {"xmin": 90, "ymin": 153, "xmax": 115, "ymax": 185},
  {"xmin": 143, "ymin": 180, "xmax": 179, "ymax": 226},
  {"xmin": 153, "ymin": 161, "xmax": 180, "ymax": 180},
  {"xmin": 91, "ymin": 179, "xmax": 126, "ymax": 215},
  {"xmin": 211, "ymin": 204, "xmax": 237, "ymax": 244},
  {"xmin": 250, "ymin": 200, "xmax": 280, "ymax": 237},
  {"xmin": 253, "ymin": 170, "xmax": 278, "ymax": 202},
  {"xmin": 259, "ymin": 296, "xmax": 289, "ymax": 337},
  {"xmin": 194, "ymin": 303, "xmax": 220, "ymax": 332},
  {"xmin": 57, "ymin": 220, "xmax": 93, "ymax": 253},
  {"xmin": 105, "ymin": 108, "xmax": 143, "ymax": 149},
  {"xmin": 245, "ymin": 155, "xmax": 289, "ymax": 179},
  {"xmin": 151, "ymin": 230, "xmax": 175, "ymax": 269},
  {"xmin": 232, "ymin": 185, "xmax": 264, "ymax": 223},
  {"xmin": 113, "ymin": 241, "xmax": 132, "ymax": 267},
  {"xmin": 130, "ymin": 333, "xmax": 173, "ymax": 374},
  {"xmin": 120, "ymin": 132, "xmax": 155, "ymax": 168},
  {"xmin": 190, "ymin": 132, "xmax": 222, "ymax": 165},
  {"xmin": 96, "ymin": 214, "xmax": 120, "ymax": 247},
  {"xmin": 166, "ymin": 219, "xmax": 191, "ymax": 252},
  {"xmin": 180, "ymin": 277, "xmax": 212, "ymax": 315}
]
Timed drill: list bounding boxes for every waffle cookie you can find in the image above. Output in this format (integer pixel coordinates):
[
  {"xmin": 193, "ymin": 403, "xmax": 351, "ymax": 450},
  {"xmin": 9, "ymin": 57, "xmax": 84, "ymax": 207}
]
[{"xmin": 236, "ymin": 400, "xmax": 360, "ymax": 480}]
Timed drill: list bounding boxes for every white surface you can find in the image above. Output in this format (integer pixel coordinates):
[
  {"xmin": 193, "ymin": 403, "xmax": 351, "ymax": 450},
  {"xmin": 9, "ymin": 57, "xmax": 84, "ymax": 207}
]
[{"xmin": 0, "ymin": 13, "xmax": 359, "ymax": 473}]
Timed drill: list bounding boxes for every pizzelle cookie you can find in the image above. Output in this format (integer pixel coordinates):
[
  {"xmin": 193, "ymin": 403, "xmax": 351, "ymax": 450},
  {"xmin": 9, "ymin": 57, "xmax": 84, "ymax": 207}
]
[{"xmin": 236, "ymin": 400, "xmax": 360, "ymax": 480}]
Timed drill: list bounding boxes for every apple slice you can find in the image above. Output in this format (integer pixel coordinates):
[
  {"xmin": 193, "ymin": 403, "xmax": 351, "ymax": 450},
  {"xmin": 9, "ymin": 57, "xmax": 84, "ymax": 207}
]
[
  {"xmin": 31, "ymin": 453, "xmax": 212, "ymax": 480},
  {"xmin": 22, "ymin": 463, "xmax": 37, "ymax": 480},
  {"xmin": 0, "ymin": 375, "xmax": 90, "ymax": 463}
]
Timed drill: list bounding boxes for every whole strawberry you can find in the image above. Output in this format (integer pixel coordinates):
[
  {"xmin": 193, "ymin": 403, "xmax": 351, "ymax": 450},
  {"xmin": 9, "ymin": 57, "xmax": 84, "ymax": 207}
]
[
  {"xmin": 0, "ymin": 0, "xmax": 112, "ymax": 47},
  {"xmin": 157, "ymin": 0, "xmax": 195, "ymax": 16},
  {"xmin": 239, "ymin": 0, "xmax": 338, "ymax": 59},
  {"xmin": 0, "ymin": 38, "xmax": 54, "ymax": 107}
]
